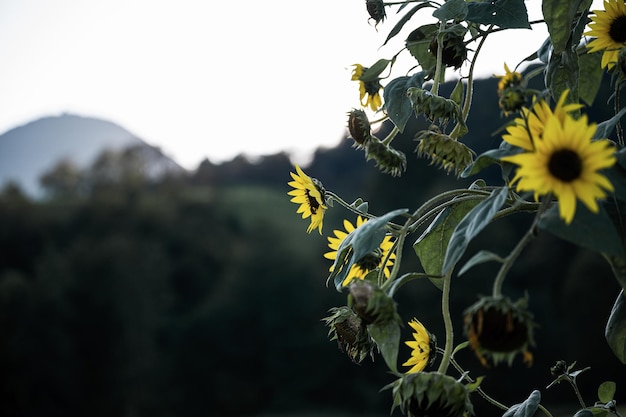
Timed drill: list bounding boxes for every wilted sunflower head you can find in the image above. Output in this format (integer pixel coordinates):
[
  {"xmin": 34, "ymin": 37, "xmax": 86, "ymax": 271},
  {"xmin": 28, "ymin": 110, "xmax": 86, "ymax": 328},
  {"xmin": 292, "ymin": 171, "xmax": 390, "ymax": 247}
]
[
  {"xmin": 323, "ymin": 306, "xmax": 376, "ymax": 363},
  {"xmin": 365, "ymin": 136, "xmax": 407, "ymax": 177},
  {"xmin": 347, "ymin": 108, "xmax": 372, "ymax": 148},
  {"xmin": 287, "ymin": 165, "xmax": 328, "ymax": 234},
  {"xmin": 429, "ymin": 30, "xmax": 468, "ymax": 70},
  {"xmin": 464, "ymin": 295, "xmax": 535, "ymax": 367},
  {"xmin": 365, "ymin": 0, "xmax": 386, "ymax": 27},
  {"xmin": 348, "ymin": 279, "xmax": 400, "ymax": 325},
  {"xmin": 415, "ymin": 126, "xmax": 474, "ymax": 176},
  {"xmin": 585, "ymin": 0, "xmax": 626, "ymax": 70},
  {"xmin": 384, "ymin": 371, "xmax": 474, "ymax": 417}
]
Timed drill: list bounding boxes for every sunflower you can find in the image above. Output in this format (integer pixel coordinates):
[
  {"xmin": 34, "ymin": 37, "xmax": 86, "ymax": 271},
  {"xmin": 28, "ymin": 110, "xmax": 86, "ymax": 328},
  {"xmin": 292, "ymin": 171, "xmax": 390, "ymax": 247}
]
[
  {"xmin": 502, "ymin": 91, "xmax": 583, "ymax": 151},
  {"xmin": 352, "ymin": 64, "xmax": 383, "ymax": 112},
  {"xmin": 585, "ymin": 0, "xmax": 626, "ymax": 70},
  {"xmin": 287, "ymin": 165, "xmax": 327, "ymax": 234},
  {"xmin": 324, "ymin": 215, "xmax": 395, "ymax": 286},
  {"xmin": 502, "ymin": 113, "xmax": 616, "ymax": 224},
  {"xmin": 494, "ymin": 63, "xmax": 522, "ymax": 94},
  {"xmin": 402, "ymin": 318, "xmax": 436, "ymax": 373}
]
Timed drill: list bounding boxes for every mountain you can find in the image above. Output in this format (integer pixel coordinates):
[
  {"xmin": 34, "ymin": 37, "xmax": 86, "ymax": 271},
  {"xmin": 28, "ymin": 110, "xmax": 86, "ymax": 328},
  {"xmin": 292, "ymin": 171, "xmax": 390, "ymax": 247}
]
[{"xmin": 0, "ymin": 113, "xmax": 186, "ymax": 196}]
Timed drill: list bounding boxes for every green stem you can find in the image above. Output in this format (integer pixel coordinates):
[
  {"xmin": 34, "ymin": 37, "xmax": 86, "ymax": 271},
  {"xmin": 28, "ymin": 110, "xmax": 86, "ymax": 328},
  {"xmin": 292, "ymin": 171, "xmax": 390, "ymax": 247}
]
[
  {"xmin": 492, "ymin": 196, "xmax": 549, "ymax": 298},
  {"xmin": 569, "ymin": 378, "xmax": 587, "ymax": 409},
  {"xmin": 430, "ymin": 21, "xmax": 446, "ymax": 96},
  {"xmin": 382, "ymin": 126, "xmax": 400, "ymax": 146},
  {"xmin": 437, "ymin": 270, "xmax": 453, "ymax": 374}
]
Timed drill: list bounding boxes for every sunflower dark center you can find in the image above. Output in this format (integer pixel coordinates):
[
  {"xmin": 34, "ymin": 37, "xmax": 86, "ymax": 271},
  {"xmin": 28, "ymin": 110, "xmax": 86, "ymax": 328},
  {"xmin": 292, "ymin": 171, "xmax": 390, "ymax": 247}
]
[
  {"xmin": 356, "ymin": 249, "xmax": 382, "ymax": 271},
  {"xmin": 609, "ymin": 15, "xmax": 626, "ymax": 43},
  {"xmin": 306, "ymin": 190, "xmax": 320, "ymax": 214},
  {"xmin": 548, "ymin": 149, "xmax": 582, "ymax": 182}
]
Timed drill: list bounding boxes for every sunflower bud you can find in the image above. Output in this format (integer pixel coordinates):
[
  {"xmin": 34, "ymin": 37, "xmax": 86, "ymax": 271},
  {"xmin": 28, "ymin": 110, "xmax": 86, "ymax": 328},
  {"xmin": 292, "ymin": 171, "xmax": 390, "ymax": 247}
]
[
  {"xmin": 365, "ymin": 135, "xmax": 407, "ymax": 177},
  {"xmin": 429, "ymin": 31, "xmax": 467, "ymax": 70},
  {"xmin": 415, "ymin": 126, "xmax": 474, "ymax": 176},
  {"xmin": 498, "ymin": 86, "xmax": 527, "ymax": 116},
  {"xmin": 366, "ymin": 0, "xmax": 386, "ymax": 27},
  {"xmin": 463, "ymin": 295, "xmax": 535, "ymax": 367},
  {"xmin": 407, "ymin": 88, "xmax": 462, "ymax": 125},
  {"xmin": 323, "ymin": 306, "xmax": 375, "ymax": 363},
  {"xmin": 385, "ymin": 372, "xmax": 474, "ymax": 417},
  {"xmin": 348, "ymin": 280, "xmax": 399, "ymax": 325},
  {"xmin": 347, "ymin": 108, "xmax": 372, "ymax": 148}
]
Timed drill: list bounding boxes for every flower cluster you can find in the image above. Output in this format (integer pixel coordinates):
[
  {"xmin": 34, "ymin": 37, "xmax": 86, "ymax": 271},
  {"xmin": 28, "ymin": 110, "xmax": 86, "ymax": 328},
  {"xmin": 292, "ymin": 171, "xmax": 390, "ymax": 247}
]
[{"xmin": 286, "ymin": 1, "xmax": 626, "ymax": 416}]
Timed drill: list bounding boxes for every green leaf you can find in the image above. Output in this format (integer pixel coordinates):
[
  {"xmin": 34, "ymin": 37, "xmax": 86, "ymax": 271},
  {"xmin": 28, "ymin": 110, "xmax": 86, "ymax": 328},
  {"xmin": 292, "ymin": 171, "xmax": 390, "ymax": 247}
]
[
  {"xmin": 503, "ymin": 390, "xmax": 541, "ymax": 417},
  {"xmin": 414, "ymin": 198, "xmax": 481, "ymax": 288},
  {"xmin": 384, "ymin": 73, "xmax": 426, "ymax": 133},
  {"xmin": 466, "ymin": 0, "xmax": 530, "ymax": 29},
  {"xmin": 538, "ymin": 202, "xmax": 624, "ymax": 257},
  {"xmin": 602, "ymin": 148, "xmax": 626, "ymax": 201},
  {"xmin": 573, "ymin": 410, "xmax": 595, "ymax": 417},
  {"xmin": 461, "ymin": 142, "xmax": 521, "ymax": 178},
  {"xmin": 594, "ymin": 107, "xmax": 626, "ymax": 140},
  {"xmin": 597, "ymin": 381, "xmax": 616, "ymax": 403},
  {"xmin": 360, "ymin": 58, "xmax": 393, "ymax": 82},
  {"xmin": 406, "ymin": 24, "xmax": 439, "ymax": 73},
  {"xmin": 383, "ymin": 3, "xmax": 432, "ymax": 46},
  {"xmin": 368, "ymin": 320, "xmax": 400, "ymax": 373},
  {"xmin": 443, "ymin": 186, "xmax": 509, "ymax": 274},
  {"xmin": 450, "ymin": 78, "xmax": 464, "ymax": 108},
  {"xmin": 546, "ymin": 48, "xmax": 579, "ymax": 107},
  {"xmin": 542, "ymin": 0, "xmax": 585, "ymax": 54},
  {"xmin": 578, "ymin": 50, "xmax": 604, "ymax": 106},
  {"xmin": 433, "ymin": 0, "xmax": 467, "ymax": 22},
  {"xmin": 329, "ymin": 209, "xmax": 408, "ymax": 291},
  {"xmin": 605, "ymin": 290, "xmax": 626, "ymax": 364},
  {"xmin": 458, "ymin": 250, "xmax": 505, "ymax": 276}
]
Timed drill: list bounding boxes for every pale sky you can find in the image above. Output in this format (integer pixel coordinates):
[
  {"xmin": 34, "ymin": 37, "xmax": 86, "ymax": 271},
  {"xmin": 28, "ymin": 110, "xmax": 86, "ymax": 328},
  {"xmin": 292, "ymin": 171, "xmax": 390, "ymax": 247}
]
[{"xmin": 0, "ymin": 0, "xmax": 605, "ymax": 170}]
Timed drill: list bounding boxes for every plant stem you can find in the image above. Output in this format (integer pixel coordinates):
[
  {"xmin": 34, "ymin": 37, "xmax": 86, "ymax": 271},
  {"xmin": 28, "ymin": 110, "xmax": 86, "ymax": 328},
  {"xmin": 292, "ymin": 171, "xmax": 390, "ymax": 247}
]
[
  {"xmin": 382, "ymin": 126, "xmax": 400, "ymax": 146},
  {"xmin": 492, "ymin": 197, "xmax": 549, "ymax": 298},
  {"xmin": 430, "ymin": 21, "xmax": 446, "ymax": 96},
  {"xmin": 437, "ymin": 270, "xmax": 453, "ymax": 374}
]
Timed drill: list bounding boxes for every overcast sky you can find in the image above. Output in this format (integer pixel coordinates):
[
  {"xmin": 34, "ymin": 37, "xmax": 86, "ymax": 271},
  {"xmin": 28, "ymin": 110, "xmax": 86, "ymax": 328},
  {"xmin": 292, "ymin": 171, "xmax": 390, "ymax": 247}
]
[{"xmin": 0, "ymin": 0, "xmax": 605, "ymax": 170}]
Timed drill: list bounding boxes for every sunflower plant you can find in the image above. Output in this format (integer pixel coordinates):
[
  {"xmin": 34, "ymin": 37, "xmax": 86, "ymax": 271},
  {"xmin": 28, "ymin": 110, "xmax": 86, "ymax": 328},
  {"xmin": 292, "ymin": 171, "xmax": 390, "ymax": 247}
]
[{"xmin": 288, "ymin": 1, "xmax": 626, "ymax": 416}]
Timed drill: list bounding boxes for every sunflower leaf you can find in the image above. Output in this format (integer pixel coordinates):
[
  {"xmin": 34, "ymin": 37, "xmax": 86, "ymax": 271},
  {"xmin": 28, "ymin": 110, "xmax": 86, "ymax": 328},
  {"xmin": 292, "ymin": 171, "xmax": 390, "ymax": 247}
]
[
  {"xmin": 546, "ymin": 47, "xmax": 579, "ymax": 108},
  {"xmin": 442, "ymin": 186, "xmax": 509, "ymax": 275},
  {"xmin": 330, "ymin": 209, "xmax": 408, "ymax": 291},
  {"xmin": 413, "ymin": 198, "xmax": 482, "ymax": 288},
  {"xmin": 461, "ymin": 142, "xmax": 520, "ymax": 178},
  {"xmin": 383, "ymin": 3, "xmax": 432, "ymax": 46},
  {"xmin": 384, "ymin": 73, "xmax": 426, "ymax": 133},
  {"xmin": 359, "ymin": 58, "xmax": 394, "ymax": 82},
  {"xmin": 406, "ymin": 24, "xmax": 439, "ymax": 74},
  {"xmin": 594, "ymin": 107, "xmax": 626, "ymax": 140},
  {"xmin": 368, "ymin": 320, "xmax": 400, "ymax": 373},
  {"xmin": 542, "ymin": 0, "xmax": 586, "ymax": 54},
  {"xmin": 502, "ymin": 390, "xmax": 541, "ymax": 417},
  {"xmin": 578, "ymin": 50, "xmax": 604, "ymax": 106},
  {"xmin": 458, "ymin": 250, "xmax": 505, "ymax": 276},
  {"xmin": 432, "ymin": 0, "xmax": 467, "ymax": 22},
  {"xmin": 605, "ymin": 290, "xmax": 626, "ymax": 364},
  {"xmin": 466, "ymin": 0, "xmax": 530, "ymax": 29},
  {"xmin": 539, "ymin": 202, "xmax": 624, "ymax": 257}
]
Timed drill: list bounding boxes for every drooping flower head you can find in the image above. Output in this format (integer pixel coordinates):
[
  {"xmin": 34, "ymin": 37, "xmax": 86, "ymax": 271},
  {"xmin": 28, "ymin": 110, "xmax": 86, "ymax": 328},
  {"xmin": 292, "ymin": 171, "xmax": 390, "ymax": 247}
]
[
  {"xmin": 585, "ymin": 0, "xmax": 626, "ymax": 70},
  {"xmin": 402, "ymin": 318, "xmax": 437, "ymax": 373},
  {"xmin": 351, "ymin": 64, "xmax": 383, "ymax": 112},
  {"xmin": 502, "ymin": 91, "xmax": 583, "ymax": 151},
  {"xmin": 324, "ymin": 215, "xmax": 395, "ymax": 286},
  {"xmin": 502, "ymin": 113, "xmax": 616, "ymax": 224},
  {"xmin": 287, "ymin": 165, "xmax": 327, "ymax": 234},
  {"xmin": 464, "ymin": 296, "xmax": 535, "ymax": 367}
]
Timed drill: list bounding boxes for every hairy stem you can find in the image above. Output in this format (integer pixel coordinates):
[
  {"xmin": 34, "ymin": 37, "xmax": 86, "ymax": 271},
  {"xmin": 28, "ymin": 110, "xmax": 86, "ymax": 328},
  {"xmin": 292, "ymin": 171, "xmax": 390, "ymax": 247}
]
[{"xmin": 437, "ymin": 270, "xmax": 454, "ymax": 373}]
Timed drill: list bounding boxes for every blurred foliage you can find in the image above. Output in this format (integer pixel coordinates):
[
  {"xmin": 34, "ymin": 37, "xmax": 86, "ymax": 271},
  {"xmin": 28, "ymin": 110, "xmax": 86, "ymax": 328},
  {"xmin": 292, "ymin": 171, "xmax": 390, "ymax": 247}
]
[{"xmin": 0, "ymin": 75, "xmax": 624, "ymax": 417}]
